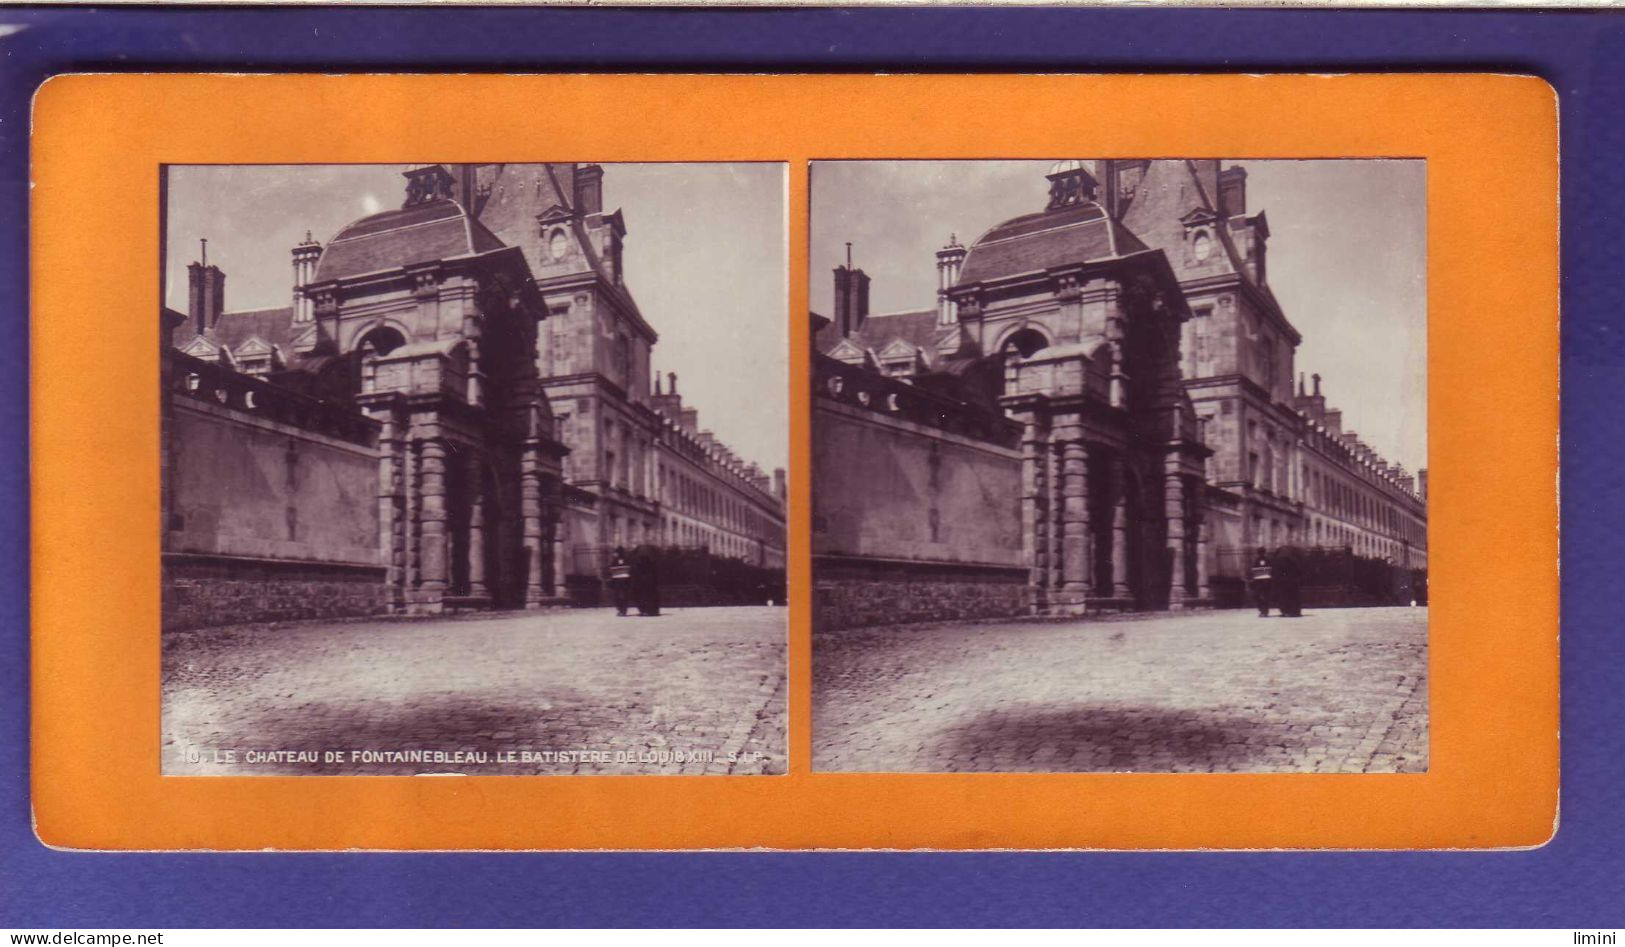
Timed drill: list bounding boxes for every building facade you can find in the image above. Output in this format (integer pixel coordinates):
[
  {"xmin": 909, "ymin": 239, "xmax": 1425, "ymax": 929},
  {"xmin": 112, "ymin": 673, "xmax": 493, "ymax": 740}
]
[
  {"xmin": 815, "ymin": 159, "xmax": 1425, "ymax": 620},
  {"xmin": 1100, "ymin": 159, "xmax": 1427, "ymax": 581},
  {"xmin": 816, "ymin": 161, "xmax": 1211, "ymax": 617},
  {"xmin": 167, "ymin": 162, "xmax": 785, "ymax": 621}
]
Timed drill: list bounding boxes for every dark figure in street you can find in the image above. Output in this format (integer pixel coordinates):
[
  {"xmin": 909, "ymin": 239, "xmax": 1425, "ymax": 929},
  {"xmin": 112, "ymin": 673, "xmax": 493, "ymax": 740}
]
[
  {"xmin": 1249, "ymin": 546, "xmax": 1274, "ymax": 617},
  {"xmin": 1272, "ymin": 546, "xmax": 1304, "ymax": 618},
  {"xmin": 631, "ymin": 544, "xmax": 662, "ymax": 617},
  {"xmin": 607, "ymin": 547, "xmax": 632, "ymax": 616}
]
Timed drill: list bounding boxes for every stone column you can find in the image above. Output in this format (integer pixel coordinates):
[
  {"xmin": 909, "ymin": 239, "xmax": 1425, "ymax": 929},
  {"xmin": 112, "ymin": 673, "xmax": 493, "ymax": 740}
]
[
  {"xmin": 1060, "ymin": 430, "xmax": 1091, "ymax": 600},
  {"xmin": 522, "ymin": 446, "xmax": 546, "ymax": 607},
  {"xmin": 1164, "ymin": 463, "xmax": 1188, "ymax": 606},
  {"xmin": 1049, "ymin": 440, "xmax": 1065, "ymax": 593},
  {"xmin": 1111, "ymin": 452, "xmax": 1132, "ymax": 599},
  {"xmin": 404, "ymin": 434, "xmax": 419, "ymax": 592},
  {"xmin": 467, "ymin": 454, "xmax": 487, "ymax": 599},
  {"xmin": 417, "ymin": 437, "xmax": 449, "ymax": 606},
  {"xmin": 1105, "ymin": 294, "xmax": 1130, "ymax": 409},
  {"xmin": 375, "ymin": 412, "xmax": 405, "ymax": 612},
  {"xmin": 1194, "ymin": 493, "xmax": 1211, "ymax": 600},
  {"xmin": 550, "ymin": 507, "xmax": 568, "ymax": 597},
  {"xmin": 1020, "ymin": 416, "xmax": 1050, "ymax": 609}
]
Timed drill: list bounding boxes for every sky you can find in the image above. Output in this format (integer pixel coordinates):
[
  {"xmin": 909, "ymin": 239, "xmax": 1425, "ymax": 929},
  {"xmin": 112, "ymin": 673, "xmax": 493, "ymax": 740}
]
[
  {"xmin": 165, "ymin": 162, "xmax": 789, "ymax": 473},
  {"xmin": 810, "ymin": 160, "xmax": 1428, "ymax": 475}
]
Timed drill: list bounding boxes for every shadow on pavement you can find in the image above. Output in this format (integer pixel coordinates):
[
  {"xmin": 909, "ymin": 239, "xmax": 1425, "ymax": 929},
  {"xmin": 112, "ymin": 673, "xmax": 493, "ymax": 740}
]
[{"xmin": 934, "ymin": 703, "xmax": 1284, "ymax": 773}]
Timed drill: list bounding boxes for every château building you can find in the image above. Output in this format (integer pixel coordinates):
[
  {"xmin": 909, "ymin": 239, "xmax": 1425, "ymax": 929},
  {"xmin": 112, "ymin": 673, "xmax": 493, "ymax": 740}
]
[
  {"xmin": 814, "ymin": 160, "xmax": 1425, "ymax": 623},
  {"xmin": 164, "ymin": 163, "xmax": 784, "ymax": 625}
]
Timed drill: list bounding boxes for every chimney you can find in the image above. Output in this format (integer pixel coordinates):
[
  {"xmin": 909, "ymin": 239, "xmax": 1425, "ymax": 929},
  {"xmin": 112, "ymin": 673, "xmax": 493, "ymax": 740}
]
[
  {"xmin": 1303, "ymin": 373, "xmax": 1327, "ymax": 423},
  {"xmin": 651, "ymin": 371, "xmax": 682, "ymax": 420},
  {"xmin": 679, "ymin": 407, "xmax": 699, "ymax": 435},
  {"xmin": 1418, "ymin": 469, "xmax": 1429, "ymax": 502},
  {"xmin": 1219, "ymin": 166, "xmax": 1248, "ymax": 217},
  {"xmin": 936, "ymin": 234, "xmax": 967, "ymax": 326},
  {"xmin": 187, "ymin": 239, "xmax": 225, "ymax": 335},
  {"xmin": 574, "ymin": 163, "xmax": 604, "ymax": 216},
  {"xmin": 774, "ymin": 467, "xmax": 787, "ymax": 501},
  {"xmin": 833, "ymin": 244, "xmax": 870, "ymax": 337},
  {"xmin": 1323, "ymin": 408, "xmax": 1342, "ymax": 437},
  {"xmin": 291, "ymin": 231, "xmax": 322, "ymax": 324}
]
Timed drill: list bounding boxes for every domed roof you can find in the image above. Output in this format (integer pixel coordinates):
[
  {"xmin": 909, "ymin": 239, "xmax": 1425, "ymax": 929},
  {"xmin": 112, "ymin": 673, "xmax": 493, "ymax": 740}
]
[
  {"xmin": 314, "ymin": 198, "xmax": 507, "ymax": 283},
  {"xmin": 956, "ymin": 200, "xmax": 1147, "ymax": 287}
]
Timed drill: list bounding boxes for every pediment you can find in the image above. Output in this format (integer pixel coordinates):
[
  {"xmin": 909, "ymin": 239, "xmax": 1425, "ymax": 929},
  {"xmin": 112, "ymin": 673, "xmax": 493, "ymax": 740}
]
[
  {"xmin": 876, "ymin": 338, "xmax": 920, "ymax": 362},
  {"xmin": 535, "ymin": 203, "xmax": 576, "ymax": 224},
  {"xmin": 827, "ymin": 338, "xmax": 867, "ymax": 364},
  {"xmin": 234, "ymin": 335, "xmax": 272, "ymax": 358},
  {"xmin": 180, "ymin": 335, "xmax": 219, "ymax": 357},
  {"xmin": 1180, "ymin": 206, "xmax": 1220, "ymax": 228}
]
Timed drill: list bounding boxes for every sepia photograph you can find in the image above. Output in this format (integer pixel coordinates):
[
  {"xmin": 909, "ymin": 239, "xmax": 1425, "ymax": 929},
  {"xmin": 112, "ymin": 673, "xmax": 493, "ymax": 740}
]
[
  {"xmin": 160, "ymin": 162, "xmax": 788, "ymax": 775},
  {"xmin": 811, "ymin": 159, "xmax": 1428, "ymax": 774}
]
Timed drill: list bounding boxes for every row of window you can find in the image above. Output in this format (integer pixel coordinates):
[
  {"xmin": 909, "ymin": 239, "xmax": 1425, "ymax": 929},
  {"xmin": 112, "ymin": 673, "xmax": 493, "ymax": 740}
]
[
  {"xmin": 1309, "ymin": 518, "xmax": 1423, "ymax": 566},
  {"xmin": 1249, "ymin": 515, "xmax": 1424, "ymax": 566},
  {"xmin": 604, "ymin": 511, "xmax": 779, "ymax": 563},
  {"xmin": 658, "ymin": 461, "xmax": 779, "ymax": 542},
  {"xmin": 1302, "ymin": 463, "xmax": 1426, "ymax": 548},
  {"xmin": 1239, "ymin": 418, "xmax": 1424, "ymax": 550}
]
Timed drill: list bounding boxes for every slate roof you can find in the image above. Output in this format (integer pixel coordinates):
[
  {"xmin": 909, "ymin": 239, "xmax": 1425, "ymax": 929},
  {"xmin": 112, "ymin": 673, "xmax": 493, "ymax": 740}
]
[
  {"xmin": 815, "ymin": 306, "xmax": 940, "ymax": 362},
  {"xmin": 314, "ymin": 199, "xmax": 506, "ymax": 282},
  {"xmin": 171, "ymin": 305, "xmax": 296, "ymax": 354},
  {"xmin": 957, "ymin": 202, "xmax": 1148, "ymax": 286}
]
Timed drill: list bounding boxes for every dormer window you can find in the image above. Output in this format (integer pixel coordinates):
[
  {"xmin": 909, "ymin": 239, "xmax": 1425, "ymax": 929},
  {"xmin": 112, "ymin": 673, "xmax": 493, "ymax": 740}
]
[{"xmin": 1193, "ymin": 230, "xmax": 1213, "ymax": 262}]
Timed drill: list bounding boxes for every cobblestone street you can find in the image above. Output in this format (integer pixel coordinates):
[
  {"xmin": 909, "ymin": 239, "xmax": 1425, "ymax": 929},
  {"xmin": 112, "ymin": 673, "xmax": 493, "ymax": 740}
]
[
  {"xmin": 164, "ymin": 606, "xmax": 787, "ymax": 776},
  {"xmin": 813, "ymin": 606, "xmax": 1427, "ymax": 773}
]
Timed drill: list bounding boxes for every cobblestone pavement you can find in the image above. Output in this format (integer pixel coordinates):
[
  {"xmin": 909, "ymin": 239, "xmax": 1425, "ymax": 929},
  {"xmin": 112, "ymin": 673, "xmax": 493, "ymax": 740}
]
[
  {"xmin": 164, "ymin": 606, "xmax": 787, "ymax": 776},
  {"xmin": 813, "ymin": 607, "xmax": 1427, "ymax": 774}
]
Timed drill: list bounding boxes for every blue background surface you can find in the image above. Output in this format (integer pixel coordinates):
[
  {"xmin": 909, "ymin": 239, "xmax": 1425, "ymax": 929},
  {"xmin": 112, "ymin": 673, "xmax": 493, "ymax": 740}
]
[{"xmin": 1, "ymin": 6, "xmax": 1619, "ymax": 928}]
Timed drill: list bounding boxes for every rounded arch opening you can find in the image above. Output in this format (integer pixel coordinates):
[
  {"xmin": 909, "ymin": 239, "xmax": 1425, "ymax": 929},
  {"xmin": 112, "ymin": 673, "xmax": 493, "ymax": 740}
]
[
  {"xmin": 357, "ymin": 326, "xmax": 407, "ymax": 357},
  {"xmin": 1000, "ymin": 327, "xmax": 1051, "ymax": 359}
]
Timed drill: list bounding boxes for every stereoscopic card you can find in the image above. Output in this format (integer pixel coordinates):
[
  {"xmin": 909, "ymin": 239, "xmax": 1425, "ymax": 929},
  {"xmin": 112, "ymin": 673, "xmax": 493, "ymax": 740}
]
[{"xmin": 30, "ymin": 74, "xmax": 1557, "ymax": 850}]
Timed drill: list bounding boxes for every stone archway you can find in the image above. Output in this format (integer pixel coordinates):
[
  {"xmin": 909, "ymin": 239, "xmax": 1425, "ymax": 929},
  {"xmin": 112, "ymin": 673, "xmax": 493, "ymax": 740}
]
[
  {"xmin": 1000, "ymin": 326, "xmax": 1051, "ymax": 359},
  {"xmin": 357, "ymin": 325, "xmax": 407, "ymax": 357}
]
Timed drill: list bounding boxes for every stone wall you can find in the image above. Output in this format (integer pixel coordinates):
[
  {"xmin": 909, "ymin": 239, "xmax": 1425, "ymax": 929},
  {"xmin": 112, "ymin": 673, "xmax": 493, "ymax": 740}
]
[
  {"xmin": 813, "ymin": 398, "xmax": 1024, "ymax": 568},
  {"xmin": 812, "ymin": 383, "xmax": 1029, "ymax": 630},
  {"xmin": 163, "ymin": 356, "xmax": 385, "ymax": 630},
  {"xmin": 166, "ymin": 399, "xmax": 381, "ymax": 565},
  {"xmin": 163, "ymin": 555, "xmax": 389, "ymax": 631},
  {"xmin": 813, "ymin": 556, "xmax": 1031, "ymax": 631}
]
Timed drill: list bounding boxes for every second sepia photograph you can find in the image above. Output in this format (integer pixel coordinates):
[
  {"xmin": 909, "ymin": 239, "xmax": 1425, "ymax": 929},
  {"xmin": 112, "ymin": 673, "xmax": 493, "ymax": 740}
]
[{"xmin": 810, "ymin": 159, "xmax": 1428, "ymax": 774}]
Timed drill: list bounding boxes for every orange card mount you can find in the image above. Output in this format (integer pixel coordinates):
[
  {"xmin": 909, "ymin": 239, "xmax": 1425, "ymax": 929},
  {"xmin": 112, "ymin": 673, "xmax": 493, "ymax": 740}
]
[{"xmin": 31, "ymin": 74, "xmax": 1558, "ymax": 850}]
